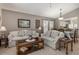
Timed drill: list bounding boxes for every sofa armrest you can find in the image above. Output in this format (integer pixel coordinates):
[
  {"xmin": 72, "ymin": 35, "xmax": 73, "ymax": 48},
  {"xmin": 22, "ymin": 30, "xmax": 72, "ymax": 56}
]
[
  {"xmin": 32, "ymin": 32, "xmax": 39, "ymax": 37},
  {"xmin": 59, "ymin": 32, "xmax": 64, "ymax": 38},
  {"xmin": 8, "ymin": 34, "xmax": 15, "ymax": 40}
]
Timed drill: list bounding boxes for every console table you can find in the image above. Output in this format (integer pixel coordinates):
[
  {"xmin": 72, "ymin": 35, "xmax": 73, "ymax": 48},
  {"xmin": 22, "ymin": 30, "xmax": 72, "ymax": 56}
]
[{"xmin": 58, "ymin": 38, "xmax": 73, "ymax": 55}]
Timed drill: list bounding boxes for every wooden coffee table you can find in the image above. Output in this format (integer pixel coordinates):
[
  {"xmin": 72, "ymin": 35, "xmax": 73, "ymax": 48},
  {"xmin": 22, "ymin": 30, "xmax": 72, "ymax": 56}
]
[{"xmin": 16, "ymin": 37, "xmax": 44, "ymax": 55}]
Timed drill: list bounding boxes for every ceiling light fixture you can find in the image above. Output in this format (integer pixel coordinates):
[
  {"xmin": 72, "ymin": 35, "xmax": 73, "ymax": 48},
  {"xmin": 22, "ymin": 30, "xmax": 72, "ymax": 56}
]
[{"xmin": 58, "ymin": 8, "xmax": 64, "ymax": 20}]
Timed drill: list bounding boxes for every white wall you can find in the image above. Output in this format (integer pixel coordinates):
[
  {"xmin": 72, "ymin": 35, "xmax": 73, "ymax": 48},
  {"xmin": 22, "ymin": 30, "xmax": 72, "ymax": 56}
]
[
  {"xmin": 61, "ymin": 8, "xmax": 79, "ymax": 37},
  {"xmin": 63, "ymin": 8, "xmax": 79, "ymax": 28},
  {"xmin": 55, "ymin": 8, "xmax": 79, "ymax": 29},
  {"xmin": 2, "ymin": 9, "xmax": 51, "ymax": 32},
  {"xmin": 0, "ymin": 4, "xmax": 2, "ymax": 27}
]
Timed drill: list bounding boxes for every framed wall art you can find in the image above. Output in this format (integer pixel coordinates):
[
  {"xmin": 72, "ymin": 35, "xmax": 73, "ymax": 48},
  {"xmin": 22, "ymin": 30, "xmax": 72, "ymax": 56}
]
[{"xmin": 18, "ymin": 19, "xmax": 30, "ymax": 28}]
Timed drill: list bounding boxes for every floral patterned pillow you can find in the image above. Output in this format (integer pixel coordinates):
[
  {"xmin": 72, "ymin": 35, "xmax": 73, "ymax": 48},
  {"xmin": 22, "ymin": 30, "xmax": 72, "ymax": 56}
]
[{"xmin": 18, "ymin": 31, "xmax": 25, "ymax": 37}]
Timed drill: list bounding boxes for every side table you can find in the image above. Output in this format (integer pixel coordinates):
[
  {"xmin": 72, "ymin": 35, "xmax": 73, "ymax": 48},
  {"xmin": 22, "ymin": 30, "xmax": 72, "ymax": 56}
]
[
  {"xmin": 0, "ymin": 37, "xmax": 8, "ymax": 48},
  {"xmin": 58, "ymin": 38, "xmax": 73, "ymax": 55}
]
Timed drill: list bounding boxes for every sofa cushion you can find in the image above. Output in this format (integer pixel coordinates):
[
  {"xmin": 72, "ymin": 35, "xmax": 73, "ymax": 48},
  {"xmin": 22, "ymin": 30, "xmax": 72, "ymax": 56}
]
[
  {"xmin": 25, "ymin": 30, "xmax": 32, "ymax": 36},
  {"xmin": 12, "ymin": 36, "xmax": 29, "ymax": 40},
  {"xmin": 32, "ymin": 31, "xmax": 36, "ymax": 35},
  {"xmin": 51, "ymin": 30, "xmax": 59, "ymax": 38},
  {"xmin": 59, "ymin": 32, "xmax": 64, "ymax": 38},
  {"xmin": 43, "ymin": 36, "xmax": 54, "ymax": 41},
  {"xmin": 32, "ymin": 31, "xmax": 39, "ymax": 37},
  {"xmin": 44, "ymin": 31, "xmax": 51, "ymax": 37},
  {"xmin": 10, "ymin": 31, "xmax": 18, "ymax": 37},
  {"xmin": 18, "ymin": 31, "xmax": 25, "ymax": 37}
]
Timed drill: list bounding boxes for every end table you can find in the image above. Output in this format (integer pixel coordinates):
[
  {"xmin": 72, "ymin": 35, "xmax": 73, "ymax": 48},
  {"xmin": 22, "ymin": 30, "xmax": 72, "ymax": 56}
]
[
  {"xmin": 58, "ymin": 38, "xmax": 73, "ymax": 55},
  {"xmin": 0, "ymin": 37, "xmax": 8, "ymax": 48}
]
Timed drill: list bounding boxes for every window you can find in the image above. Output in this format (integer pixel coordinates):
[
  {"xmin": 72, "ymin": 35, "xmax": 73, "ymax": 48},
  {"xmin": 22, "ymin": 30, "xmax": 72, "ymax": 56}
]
[
  {"xmin": 49, "ymin": 21, "xmax": 54, "ymax": 30},
  {"xmin": 43, "ymin": 20, "xmax": 48, "ymax": 33},
  {"xmin": 43, "ymin": 20, "xmax": 54, "ymax": 33}
]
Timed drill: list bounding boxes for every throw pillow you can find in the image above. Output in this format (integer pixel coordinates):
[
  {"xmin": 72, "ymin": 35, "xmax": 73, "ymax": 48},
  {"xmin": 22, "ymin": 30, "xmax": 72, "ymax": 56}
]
[{"xmin": 18, "ymin": 31, "xmax": 24, "ymax": 37}]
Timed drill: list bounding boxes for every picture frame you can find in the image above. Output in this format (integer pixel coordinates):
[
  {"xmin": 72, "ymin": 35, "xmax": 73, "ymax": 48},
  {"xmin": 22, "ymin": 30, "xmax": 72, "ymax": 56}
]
[{"xmin": 18, "ymin": 19, "xmax": 30, "ymax": 28}]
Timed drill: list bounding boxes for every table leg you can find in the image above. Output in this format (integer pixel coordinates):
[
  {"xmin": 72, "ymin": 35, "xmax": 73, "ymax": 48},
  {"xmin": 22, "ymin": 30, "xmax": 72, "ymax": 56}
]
[
  {"xmin": 5, "ymin": 38, "xmax": 8, "ymax": 48},
  {"xmin": 65, "ymin": 43, "xmax": 68, "ymax": 55},
  {"xmin": 59, "ymin": 40, "xmax": 61, "ymax": 51},
  {"xmin": 71, "ymin": 42, "xmax": 73, "ymax": 51},
  {"xmin": 74, "ymin": 38, "xmax": 75, "ymax": 43},
  {"xmin": 0, "ymin": 40, "xmax": 1, "ymax": 46},
  {"xmin": 64, "ymin": 43, "xmax": 65, "ymax": 48}
]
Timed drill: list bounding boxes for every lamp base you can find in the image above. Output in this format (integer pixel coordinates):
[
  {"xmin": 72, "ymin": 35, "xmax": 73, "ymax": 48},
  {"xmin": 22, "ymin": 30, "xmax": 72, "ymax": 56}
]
[
  {"xmin": 1, "ymin": 33, "xmax": 5, "ymax": 38},
  {"xmin": 39, "ymin": 33, "xmax": 41, "ymax": 37}
]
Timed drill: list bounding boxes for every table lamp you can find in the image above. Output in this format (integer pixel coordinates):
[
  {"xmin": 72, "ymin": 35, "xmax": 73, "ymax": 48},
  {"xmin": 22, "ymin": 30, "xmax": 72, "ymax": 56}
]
[
  {"xmin": 38, "ymin": 26, "xmax": 42, "ymax": 37},
  {"xmin": 0, "ymin": 26, "xmax": 7, "ymax": 38}
]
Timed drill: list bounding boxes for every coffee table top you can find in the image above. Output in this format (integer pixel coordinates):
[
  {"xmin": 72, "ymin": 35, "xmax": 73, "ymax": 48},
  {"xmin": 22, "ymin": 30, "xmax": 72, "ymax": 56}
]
[
  {"xmin": 16, "ymin": 37, "xmax": 43, "ymax": 46},
  {"xmin": 59, "ymin": 37, "xmax": 73, "ymax": 43}
]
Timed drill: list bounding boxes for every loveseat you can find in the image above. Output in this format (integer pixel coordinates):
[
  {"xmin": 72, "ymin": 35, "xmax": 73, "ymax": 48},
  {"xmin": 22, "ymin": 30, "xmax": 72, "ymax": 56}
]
[
  {"xmin": 41, "ymin": 30, "xmax": 64, "ymax": 49},
  {"xmin": 8, "ymin": 30, "xmax": 39, "ymax": 47}
]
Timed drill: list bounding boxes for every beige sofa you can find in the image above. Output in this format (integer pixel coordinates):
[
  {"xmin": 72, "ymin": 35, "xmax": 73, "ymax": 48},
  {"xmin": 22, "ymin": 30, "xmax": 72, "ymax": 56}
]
[
  {"xmin": 41, "ymin": 30, "xmax": 64, "ymax": 49},
  {"xmin": 8, "ymin": 30, "xmax": 39, "ymax": 47}
]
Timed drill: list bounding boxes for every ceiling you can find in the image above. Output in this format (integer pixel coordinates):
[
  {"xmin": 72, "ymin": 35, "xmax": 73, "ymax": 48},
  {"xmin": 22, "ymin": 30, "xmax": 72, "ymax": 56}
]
[{"xmin": 1, "ymin": 3, "xmax": 79, "ymax": 18}]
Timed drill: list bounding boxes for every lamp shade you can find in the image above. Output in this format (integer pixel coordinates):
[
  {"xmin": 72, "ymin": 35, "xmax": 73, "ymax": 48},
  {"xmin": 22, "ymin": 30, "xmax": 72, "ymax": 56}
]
[
  {"xmin": 38, "ymin": 26, "xmax": 42, "ymax": 30},
  {"xmin": 0, "ymin": 26, "xmax": 7, "ymax": 31},
  {"xmin": 58, "ymin": 17, "xmax": 64, "ymax": 20}
]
